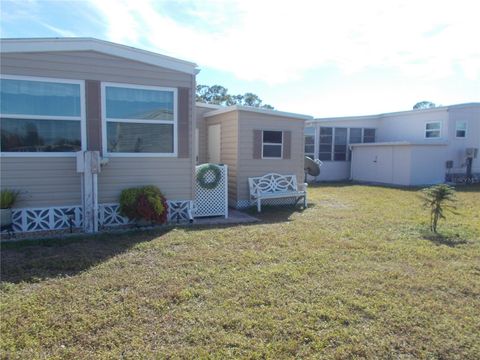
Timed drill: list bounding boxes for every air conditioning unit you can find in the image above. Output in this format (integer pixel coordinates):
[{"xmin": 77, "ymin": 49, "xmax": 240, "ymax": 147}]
[{"xmin": 466, "ymin": 148, "xmax": 478, "ymax": 159}]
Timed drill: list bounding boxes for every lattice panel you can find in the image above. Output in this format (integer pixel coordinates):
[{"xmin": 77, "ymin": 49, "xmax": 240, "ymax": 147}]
[
  {"xmin": 98, "ymin": 204, "xmax": 131, "ymax": 227},
  {"xmin": 9, "ymin": 200, "xmax": 194, "ymax": 233},
  {"xmin": 11, "ymin": 206, "xmax": 83, "ymax": 233},
  {"xmin": 194, "ymin": 164, "xmax": 228, "ymax": 217},
  {"xmin": 98, "ymin": 201, "xmax": 194, "ymax": 228},
  {"xmin": 168, "ymin": 201, "xmax": 194, "ymax": 222}
]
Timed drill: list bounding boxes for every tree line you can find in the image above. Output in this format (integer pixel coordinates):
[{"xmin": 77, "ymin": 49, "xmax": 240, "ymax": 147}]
[{"xmin": 196, "ymin": 84, "xmax": 274, "ymax": 109}]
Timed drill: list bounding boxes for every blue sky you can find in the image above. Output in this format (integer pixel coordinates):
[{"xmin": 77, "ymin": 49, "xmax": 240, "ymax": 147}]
[{"xmin": 1, "ymin": 0, "xmax": 479, "ymax": 117}]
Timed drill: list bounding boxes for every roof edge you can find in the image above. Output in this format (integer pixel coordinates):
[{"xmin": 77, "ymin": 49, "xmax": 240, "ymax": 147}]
[
  {"xmin": 350, "ymin": 141, "xmax": 449, "ymax": 147},
  {"xmin": 203, "ymin": 105, "xmax": 313, "ymax": 120},
  {"xmin": 195, "ymin": 102, "xmax": 223, "ymax": 109},
  {"xmin": 0, "ymin": 37, "xmax": 199, "ymax": 75},
  {"xmin": 312, "ymin": 102, "xmax": 480, "ymax": 122}
]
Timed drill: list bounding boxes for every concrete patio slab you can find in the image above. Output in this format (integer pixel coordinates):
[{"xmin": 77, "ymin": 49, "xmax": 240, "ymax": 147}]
[{"xmin": 193, "ymin": 209, "xmax": 259, "ymax": 225}]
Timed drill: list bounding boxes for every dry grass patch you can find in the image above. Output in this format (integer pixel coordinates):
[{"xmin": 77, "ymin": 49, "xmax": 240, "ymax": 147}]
[{"xmin": 1, "ymin": 184, "xmax": 479, "ymax": 359}]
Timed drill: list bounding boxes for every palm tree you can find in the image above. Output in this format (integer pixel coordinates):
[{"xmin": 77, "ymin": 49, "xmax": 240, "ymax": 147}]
[{"xmin": 420, "ymin": 184, "xmax": 457, "ymax": 233}]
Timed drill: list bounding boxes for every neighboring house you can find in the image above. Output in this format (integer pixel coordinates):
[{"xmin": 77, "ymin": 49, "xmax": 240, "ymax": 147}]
[
  {"xmin": 1, "ymin": 38, "xmax": 198, "ymax": 232},
  {"xmin": 196, "ymin": 103, "xmax": 311, "ymax": 208},
  {"xmin": 305, "ymin": 103, "xmax": 480, "ymax": 185}
]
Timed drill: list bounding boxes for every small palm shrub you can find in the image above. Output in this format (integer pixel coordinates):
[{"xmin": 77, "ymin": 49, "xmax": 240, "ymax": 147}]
[
  {"xmin": 119, "ymin": 185, "xmax": 168, "ymax": 224},
  {"xmin": 0, "ymin": 189, "xmax": 19, "ymax": 209},
  {"xmin": 420, "ymin": 184, "xmax": 457, "ymax": 233}
]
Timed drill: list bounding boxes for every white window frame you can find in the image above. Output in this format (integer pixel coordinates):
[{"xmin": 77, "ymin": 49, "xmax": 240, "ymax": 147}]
[
  {"xmin": 424, "ymin": 121, "xmax": 442, "ymax": 139},
  {"xmin": 455, "ymin": 120, "xmax": 467, "ymax": 139},
  {"xmin": 101, "ymin": 82, "xmax": 178, "ymax": 158},
  {"xmin": 261, "ymin": 130, "xmax": 283, "ymax": 159},
  {"xmin": 0, "ymin": 74, "xmax": 86, "ymax": 157}
]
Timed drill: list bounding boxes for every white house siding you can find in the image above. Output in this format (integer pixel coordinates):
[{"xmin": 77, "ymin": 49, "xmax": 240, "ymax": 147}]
[
  {"xmin": 314, "ymin": 162, "xmax": 351, "ymax": 181},
  {"xmin": 351, "ymin": 145, "xmax": 411, "ymax": 186},
  {"xmin": 310, "ymin": 104, "xmax": 480, "ymax": 184},
  {"xmin": 409, "ymin": 146, "xmax": 447, "ymax": 185},
  {"xmin": 351, "ymin": 143, "xmax": 447, "ymax": 186},
  {"xmin": 1, "ymin": 50, "xmax": 196, "ymax": 207},
  {"xmin": 306, "ymin": 118, "xmax": 380, "ymax": 181},
  {"xmin": 377, "ymin": 109, "xmax": 449, "ymax": 143},
  {"xmin": 447, "ymin": 104, "xmax": 480, "ymax": 174}
]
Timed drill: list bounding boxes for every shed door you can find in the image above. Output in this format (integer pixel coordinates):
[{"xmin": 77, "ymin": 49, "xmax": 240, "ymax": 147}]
[{"xmin": 208, "ymin": 124, "xmax": 221, "ymax": 163}]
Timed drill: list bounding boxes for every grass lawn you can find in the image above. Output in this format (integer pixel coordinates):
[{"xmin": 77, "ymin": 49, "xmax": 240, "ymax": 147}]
[{"xmin": 1, "ymin": 184, "xmax": 479, "ymax": 359}]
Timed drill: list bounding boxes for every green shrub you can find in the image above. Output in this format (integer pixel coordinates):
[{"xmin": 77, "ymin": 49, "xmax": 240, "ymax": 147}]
[
  {"xmin": 119, "ymin": 185, "xmax": 168, "ymax": 224},
  {"xmin": 0, "ymin": 189, "xmax": 19, "ymax": 209}
]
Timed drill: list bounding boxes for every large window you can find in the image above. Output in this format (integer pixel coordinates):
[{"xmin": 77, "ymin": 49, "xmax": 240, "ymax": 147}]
[
  {"xmin": 425, "ymin": 122, "xmax": 441, "ymax": 138},
  {"xmin": 262, "ymin": 130, "xmax": 283, "ymax": 158},
  {"xmin": 455, "ymin": 121, "xmax": 467, "ymax": 138},
  {"xmin": 0, "ymin": 75, "xmax": 84, "ymax": 155},
  {"xmin": 318, "ymin": 127, "xmax": 333, "ymax": 160},
  {"xmin": 316, "ymin": 126, "xmax": 376, "ymax": 161},
  {"xmin": 304, "ymin": 127, "xmax": 315, "ymax": 158},
  {"xmin": 334, "ymin": 128, "xmax": 347, "ymax": 160},
  {"xmin": 363, "ymin": 128, "xmax": 376, "ymax": 143},
  {"xmin": 102, "ymin": 83, "xmax": 177, "ymax": 156}
]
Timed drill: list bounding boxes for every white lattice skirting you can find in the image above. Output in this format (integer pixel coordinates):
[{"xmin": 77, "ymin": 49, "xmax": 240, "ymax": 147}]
[
  {"xmin": 10, "ymin": 201, "xmax": 194, "ymax": 233},
  {"xmin": 11, "ymin": 206, "xmax": 83, "ymax": 233},
  {"xmin": 98, "ymin": 201, "xmax": 194, "ymax": 228}
]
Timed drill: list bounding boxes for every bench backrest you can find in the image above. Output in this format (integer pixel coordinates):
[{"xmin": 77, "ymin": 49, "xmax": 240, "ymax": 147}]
[{"xmin": 248, "ymin": 173, "xmax": 298, "ymax": 196}]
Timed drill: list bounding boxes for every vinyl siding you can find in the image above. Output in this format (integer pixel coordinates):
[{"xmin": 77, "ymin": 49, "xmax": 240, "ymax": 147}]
[
  {"xmin": 204, "ymin": 112, "xmax": 239, "ymax": 204},
  {"xmin": 0, "ymin": 51, "xmax": 192, "ymax": 87},
  {"xmin": 1, "ymin": 50, "xmax": 195, "ymax": 207},
  {"xmin": 236, "ymin": 111, "xmax": 305, "ymax": 202},
  {"xmin": 0, "ymin": 158, "xmax": 81, "ymax": 207},
  {"xmin": 195, "ymin": 106, "xmax": 215, "ymax": 164},
  {"xmin": 98, "ymin": 158, "xmax": 193, "ymax": 202}
]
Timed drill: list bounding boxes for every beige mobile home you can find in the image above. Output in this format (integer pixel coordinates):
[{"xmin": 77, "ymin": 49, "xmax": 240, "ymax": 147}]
[
  {"xmin": 1, "ymin": 38, "xmax": 198, "ymax": 232},
  {"xmin": 196, "ymin": 105, "xmax": 311, "ymax": 208}
]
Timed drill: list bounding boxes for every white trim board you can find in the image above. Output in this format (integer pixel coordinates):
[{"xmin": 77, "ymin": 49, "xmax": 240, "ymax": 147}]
[
  {"xmin": 203, "ymin": 105, "xmax": 313, "ymax": 120},
  {"xmin": 0, "ymin": 38, "xmax": 199, "ymax": 75}
]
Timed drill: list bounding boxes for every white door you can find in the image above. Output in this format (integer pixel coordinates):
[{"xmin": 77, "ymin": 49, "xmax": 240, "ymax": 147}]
[{"xmin": 208, "ymin": 124, "xmax": 221, "ymax": 163}]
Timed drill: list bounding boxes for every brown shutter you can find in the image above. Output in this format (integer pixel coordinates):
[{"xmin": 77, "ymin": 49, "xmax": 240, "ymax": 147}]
[
  {"xmin": 85, "ymin": 80, "xmax": 102, "ymax": 152},
  {"xmin": 177, "ymin": 87, "xmax": 190, "ymax": 158},
  {"xmin": 253, "ymin": 130, "xmax": 262, "ymax": 159},
  {"xmin": 283, "ymin": 130, "xmax": 291, "ymax": 159}
]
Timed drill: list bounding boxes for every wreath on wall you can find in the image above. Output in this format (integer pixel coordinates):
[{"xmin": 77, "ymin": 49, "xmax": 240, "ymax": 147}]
[{"xmin": 197, "ymin": 164, "xmax": 222, "ymax": 190}]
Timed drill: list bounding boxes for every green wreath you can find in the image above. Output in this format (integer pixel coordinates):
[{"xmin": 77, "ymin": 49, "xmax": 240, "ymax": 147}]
[{"xmin": 197, "ymin": 164, "xmax": 222, "ymax": 189}]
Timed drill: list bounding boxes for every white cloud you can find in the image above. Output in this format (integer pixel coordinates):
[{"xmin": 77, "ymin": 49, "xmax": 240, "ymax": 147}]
[
  {"xmin": 87, "ymin": 0, "xmax": 480, "ymax": 84},
  {"xmin": 40, "ymin": 23, "xmax": 77, "ymax": 37}
]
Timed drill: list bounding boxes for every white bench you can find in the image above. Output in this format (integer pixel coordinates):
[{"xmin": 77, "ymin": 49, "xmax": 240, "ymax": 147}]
[{"xmin": 248, "ymin": 173, "xmax": 307, "ymax": 212}]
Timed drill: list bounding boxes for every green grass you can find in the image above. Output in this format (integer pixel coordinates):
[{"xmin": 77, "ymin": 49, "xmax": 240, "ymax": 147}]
[{"xmin": 1, "ymin": 184, "xmax": 479, "ymax": 359}]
